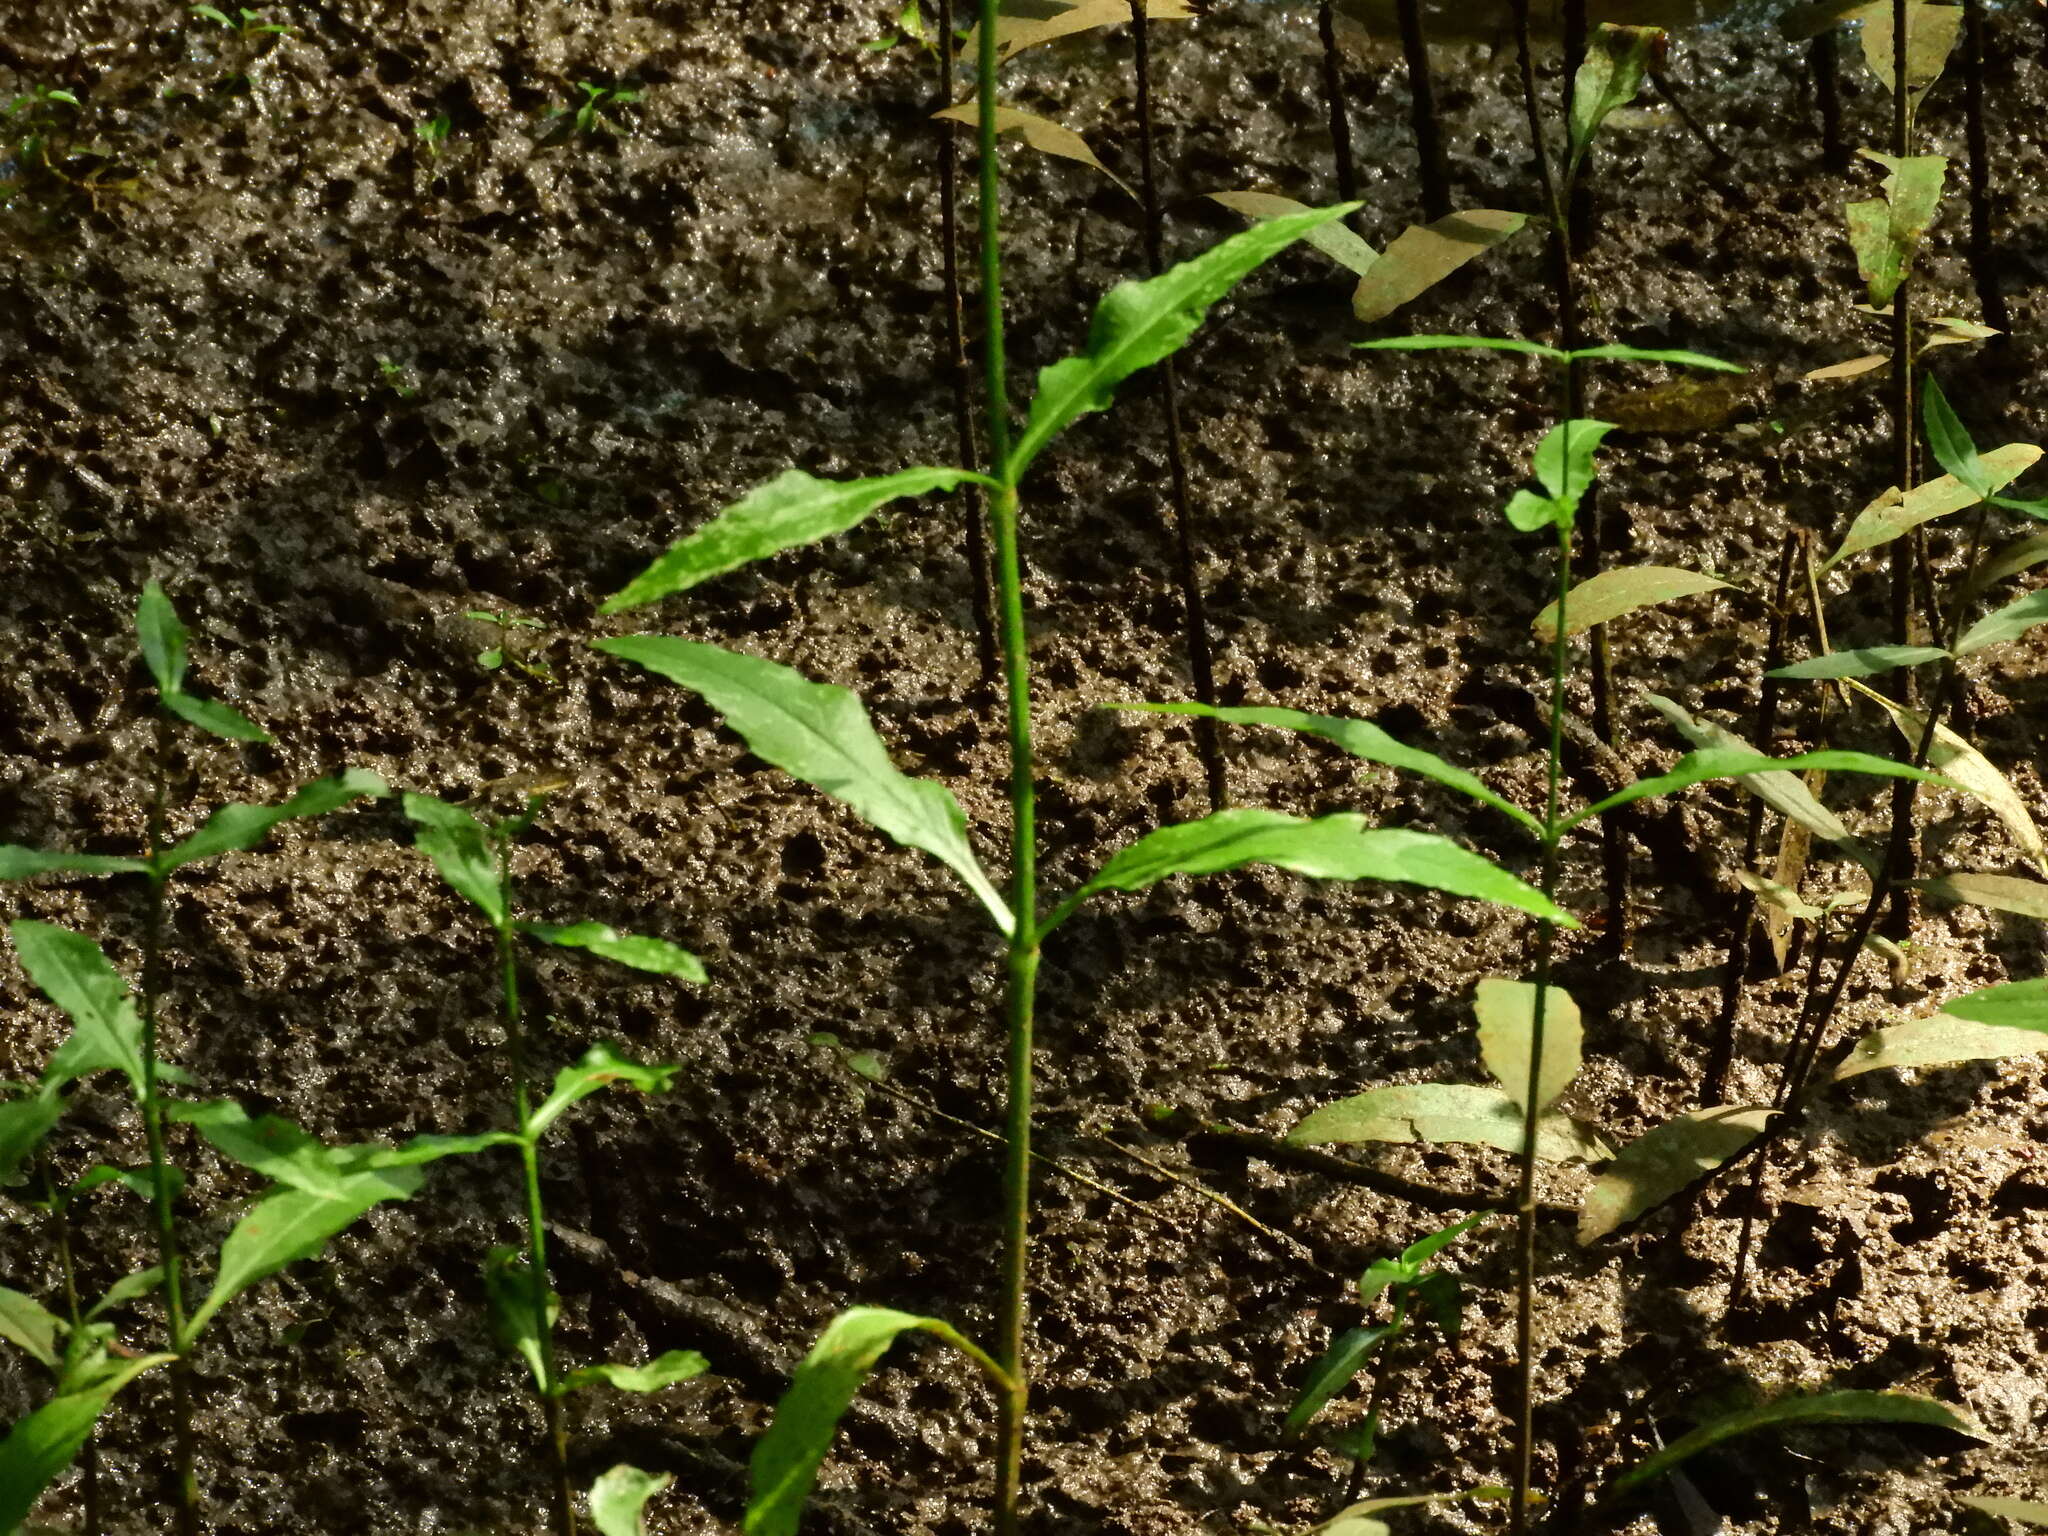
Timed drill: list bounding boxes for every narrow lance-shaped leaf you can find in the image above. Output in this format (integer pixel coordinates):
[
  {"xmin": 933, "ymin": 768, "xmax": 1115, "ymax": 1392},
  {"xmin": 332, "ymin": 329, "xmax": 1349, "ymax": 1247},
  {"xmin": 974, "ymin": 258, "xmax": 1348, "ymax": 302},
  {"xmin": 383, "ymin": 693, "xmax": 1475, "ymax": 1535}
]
[
  {"xmin": 1114, "ymin": 702, "xmax": 1542, "ymax": 833},
  {"xmin": 1564, "ymin": 746, "xmax": 1955, "ymax": 832},
  {"xmin": 86, "ymin": 1267, "xmax": 165, "ymax": 1321},
  {"xmin": 1578, "ymin": 1105, "xmax": 1777, "ymax": 1243},
  {"xmin": 1922, "ymin": 373, "xmax": 2048, "ymax": 518},
  {"xmin": 1289, "ymin": 1083, "xmax": 1612, "ymax": 1163},
  {"xmin": 185, "ymin": 1168, "xmax": 426, "ymax": 1340},
  {"xmin": 0, "ymin": 1288, "xmax": 62, "ymax": 1369},
  {"xmin": 1611, "ymin": 1390, "xmax": 1982, "ymax": 1497},
  {"xmin": 940, "ymin": 103, "xmax": 1132, "ymax": 194},
  {"xmin": 1351, "ymin": 210, "xmax": 1527, "ymax": 324},
  {"xmin": 1567, "ymin": 24, "xmax": 1659, "ymax": 177},
  {"xmin": 0, "ymin": 848, "xmax": 148, "ymax": 881},
  {"xmin": 1643, "ymin": 696, "xmax": 1877, "ymax": 870},
  {"xmin": 560, "ymin": 1349, "xmax": 709, "ymax": 1396},
  {"xmin": 1357, "ymin": 334, "xmax": 1562, "ymax": 360},
  {"xmin": 517, "ymin": 921, "xmax": 707, "ymax": 981},
  {"xmin": 745, "ymin": 1307, "xmax": 1001, "ymax": 1536},
  {"xmin": 136, "ymin": 580, "xmax": 190, "ymax": 696},
  {"xmin": 1768, "ymin": 645, "xmax": 1950, "ymax": 679},
  {"xmin": 1474, "ymin": 979, "xmax": 1582, "ymax": 1113},
  {"xmin": 973, "ymin": 0, "xmax": 1194, "ymax": 59},
  {"xmin": 1942, "ymin": 976, "xmax": 2048, "ymax": 1030},
  {"xmin": 594, "ymin": 638, "xmax": 1013, "ymax": 935},
  {"xmin": 1916, "ymin": 871, "xmax": 2048, "ymax": 919},
  {"xmin": 1042, "ymin": 810, "xmax": 1570, "ymax": 935},
  {"xmin": 483, "ymin": 1245, "xmax": 555, "ymax": 1390},
  {"xmin": 1967, "ymin": 531, "xmax": 2048, "ymax": 600},
  {"xmin": 403, "ymin": 793, "xmax": 509, "ymax": 929},
  {"xmin": 1008, "ymin": 203, "xmax": 1357, "ymax": 479},
  {"xmin": 1207, "ymin": 190, "xmax": 1381, "ymax": 277},
  {"xmin": 0, "ymin": 1351, "xmax": 175, "ymax": 1533},
  {"xmin": 1954, "ymin": 587, "xmax": 2048, "ymax": 657},
  {"xmin": 1567, "ymin": 344, "xmax": 1745, "ymax": 373},
  {"xmin": 154, "ymin": 769, "xmax": 390, "ymax": 876},
  {"xmin": 1844, "ymin": 150, "xmax": 1947, "ymax": 307},
  {"xmin": 168, "ymin": 1100, "xmax": 405, "ymax": 1200},
  {"xmin": 1846, "ymin": 678, "xmax": 2048, "ymax": 872},
  {"xmin": 161, "ymin": 689, "xmax": 269, "ymax": 744},
  {"xmin": 525, "ymin": 1044, "xmax": 680, "ymax": 1142},
  {"xmin": 590, "ymin": 1465, "xmax": 674, "ymax": 1536},
  {"xmin": 601, "ymin": 467, "xmax": 995, "ymax": 614},
  {"xmin": 12, "ymin": 921, "xmax": 146, "ymax": 1094},
  {"xmin": 1825, "ymin": 443, "xmax": 2045, "ymax": 569},
  {"xmin": 1831, "ymin": 1008, "xmax": 2048, "ymax": 1082},
  {"xmin": 1959, "ymin": 1498, "xmax": 2048, "ymax": 1526},
  {"xmin": 0, "ymin": 1092, "xmax": 65, "ymax": 1187},
  {"xmin": 1532, "ymin": 565, "xmax": 1729, "ymax": 642},
  {"xmin": 1283, "ymin": 1324, "xmax": 1392, "ymax": 1438}
]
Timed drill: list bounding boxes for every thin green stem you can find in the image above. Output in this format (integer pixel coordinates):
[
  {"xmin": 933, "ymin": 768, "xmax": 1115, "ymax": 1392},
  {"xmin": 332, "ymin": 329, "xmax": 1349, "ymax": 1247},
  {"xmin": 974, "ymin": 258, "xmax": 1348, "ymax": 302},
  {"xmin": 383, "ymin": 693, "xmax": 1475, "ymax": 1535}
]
[
  {"xmin": 496, "ymin": 851, "xmax": 576, "ymax": 1536},
  {"xmin": 975, "ymin": 7, "xmax": 1039, "ymax": 1529},
  {"xmin": 141, "ymin": 726, "xmax": 201, "ymax": 1536},
  {"xmin": 1511, "ymin": 500, "xmax": 1572, "ymax": 1535}
]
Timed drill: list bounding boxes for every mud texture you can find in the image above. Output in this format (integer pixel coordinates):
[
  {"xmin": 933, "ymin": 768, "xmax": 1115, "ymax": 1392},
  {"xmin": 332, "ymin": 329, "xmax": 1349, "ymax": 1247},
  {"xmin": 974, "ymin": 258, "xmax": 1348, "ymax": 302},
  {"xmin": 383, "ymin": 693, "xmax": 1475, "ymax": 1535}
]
[{"xmin": 3, "ymin": 1, "xmax": 2047, "ymax": 1533}]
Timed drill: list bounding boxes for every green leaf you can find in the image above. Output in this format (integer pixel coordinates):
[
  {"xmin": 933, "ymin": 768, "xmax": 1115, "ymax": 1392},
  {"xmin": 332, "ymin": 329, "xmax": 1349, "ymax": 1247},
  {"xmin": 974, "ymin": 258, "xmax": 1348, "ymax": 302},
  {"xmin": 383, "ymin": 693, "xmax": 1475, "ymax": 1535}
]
[
  {"xmin": 168, "ymin": 1100, "xmax": 417, "ymax": 1201},
  {"xmin": 1289, "ymin": 1083, "xmax": 1612, "ymax": 1162},
  {"xmin": 1954, "ymin": 588, "xmax": 2048, "ymax": 657},
  {"xmin": 1916, "ymin": 871, "xmax": 2048, "ymax": 919},
  {"xmin": 1611, "ymin": 1390, "xmax": 1982, "ymax": 1497},
  {"xmin": 70, "ymin": 1165, "xmax": 158, "ymax": 1201},
  {"xmin": 1007, "ymin": 202, "xmax": 1358, "ymax": 479},
  {"xmin": 1577, "ymin": 1105, "xmax": 1777, "ymax": 1243},
  {"xmin": 1408, "ymin": 1270, "xmax": 1464, "ymax": 1337},
  {"xmin": 1356, "ymin": 335, "xmax": 1562, "ymax": 360},
  {"xmin": 1642, "ymin": 697, "xmax": 1877, "ymax": 870},
  {"xmin": 1473, "ymin": 979, "xmax": 1582, "ymax": 1113},
  {"xmin": 162, "ymin": 690, "xmax": 269, "ymax": 744},
  {"xmin": 403, "ymin": 793, "xmax": 508, "ymax": 929},
  {"xmin": 1043, "ymin": 810, "xmax": 1570, "ymax": 934},
  {"xmin": 1825, "ymin": 443, "xmax": 2044, "ymax": 570},
  {"xmin": 136, "ymin": 581, "xmax": 189, "ymax": 696},
  {"xmin": 1831, "ymin": 1007, "xmax": 2048, "ymax": 1083},
  {"xmin": 12, "ymin": 922, "xmax": 146, "ymax": 1095},
  {"xmin": 560, "ymin": 1349, "xmax": 709, "ymax": 1395},
  {"xmin": 1844, "ymin": 151, "xmax": 1947, "ymax": 306},
  {"xmin": 600, "ymin": 467, "xmax": 995, "ymax": 614},
  {"xmin": 1966, "ymin": 533, "xmax": 2048, "ymax": 601},
  {"xmin": 590, "ymin": 1465, "xmax": 674, "ymax": 1536},
  {"xmin": 154, "ymin": 770, "xmax": 389, "ymax": 875},
  {"xmin": 0, "ymin": 848, "xmax": 149, "ymax": 881},
  {"xmin": 745, "ymin": 1307, "xmax": 991, "ymax": 1536},
  {"xmin": 1206, "ymin": 190, "xmax": 1381, "ymax": 277},
  {"xmin": 1567, "ymin": 24, "xmax": 1659, "ymax": 176},
  {"xmin": 1115, "ymin": 702, "xmax": 1542, "ymax": 833},
  {"xmin": 0, "ymin": 1288, "xmax": 62, "ymax": 1370},
  {"xmin": 1943, "ymin": 976, "xmax": 2048, "ymax": 1030},
  {"xmin": 1848, "ymin": 0, "xmax": 1961, "ymax": 109},
  {"xmin": 1848, "ymin": 678, "xmax": 2048, "ymax": 872},
  {"xmin": 517, "ymin": 921, "xmax": 708, "ymax": 981},
  {"xmin": 0, "ymin": 1353, "xmax": 174, "ymax": 1533},
  {"xmin": 483, "ymin": 1245, "xmax": 556, "ymax": 1391},
  {"xmin": 334, "ymin": 1130, "xmax": 522, "ymax": 1173},
  {"xmin": 594, "ymin": 639, "xmax": 1013, "ymax": 936},
  {"xmin": 0, "ymin": 1093, "xmax": 64, "ymax": 1188},
  {"xmin": 1767, "ymin": 645, "xmax": 1950, "ymax": 679},
  {"xmin": 1398, "ymin": 1209, "xmax": 1492, "ymax": 1272},
  {"xmin": 1283, "ymin": 1324, "xmax": 1392, "ymax": 1437},
  {"xmin": 1564, "ymin": 746, "xmax": 1956, "ymax": 832},
  {"xmin": 1960, "ymin": 1498, "xmax": 2048, "ymax": 1526},
  {"xmin": 526, "ymin": 1044, "xmax": 680, "ymax": 1142},
  {"xmin": 1532, "ymin": 565, "xmax": 1730, "ymax": 642},
  {"xmin": 1350, "ymin": 210, "xmax": 1527, "ymax": 324},
  {"xmin": 85, "ymin": 1267, "xmax": 164, "ymax": 1321},
  {"xmin": 1532, "ymin": 419, "xmax": 1617, "ymax": 509},
  {"xmin": 185, "ymin": 1172, "xmax": 426, "ymax": 1339},
  {"xmin": 1921, "ymin": 372, "xmax": 1991, "ymax": 496},
  {"xmin": 1567, "ymin": 344, "xmax": 1746, "ymax": 373}
]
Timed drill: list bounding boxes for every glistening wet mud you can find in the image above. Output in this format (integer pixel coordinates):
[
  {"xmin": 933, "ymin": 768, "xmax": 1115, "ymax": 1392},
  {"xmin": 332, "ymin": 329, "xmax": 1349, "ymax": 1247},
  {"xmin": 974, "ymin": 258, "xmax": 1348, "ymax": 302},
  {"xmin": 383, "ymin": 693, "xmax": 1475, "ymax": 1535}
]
[{"xmin": 2, "ymin": 1, "xmax": 2046, "ymax": 1532}]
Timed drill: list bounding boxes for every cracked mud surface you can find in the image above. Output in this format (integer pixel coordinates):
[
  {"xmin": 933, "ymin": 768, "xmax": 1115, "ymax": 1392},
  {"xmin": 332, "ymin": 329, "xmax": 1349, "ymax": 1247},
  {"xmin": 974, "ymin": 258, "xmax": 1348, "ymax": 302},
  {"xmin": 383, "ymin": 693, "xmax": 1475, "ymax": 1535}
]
[{"xmin": 2, "ymin": 1, "xmax": 2046, "ymax": 1532}]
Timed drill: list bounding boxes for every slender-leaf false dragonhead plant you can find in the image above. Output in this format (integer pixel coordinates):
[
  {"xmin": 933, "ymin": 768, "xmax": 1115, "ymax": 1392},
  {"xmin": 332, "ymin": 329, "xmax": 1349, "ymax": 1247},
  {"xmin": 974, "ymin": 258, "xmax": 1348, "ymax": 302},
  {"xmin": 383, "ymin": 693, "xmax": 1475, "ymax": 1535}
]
[
  {"xmin": 587, "ymin": 206, "xmax": 1599, "ymax": 1535},
  {"xmin": 402, "ymin": 791, "xmax": 708, "ymax": 1536}
]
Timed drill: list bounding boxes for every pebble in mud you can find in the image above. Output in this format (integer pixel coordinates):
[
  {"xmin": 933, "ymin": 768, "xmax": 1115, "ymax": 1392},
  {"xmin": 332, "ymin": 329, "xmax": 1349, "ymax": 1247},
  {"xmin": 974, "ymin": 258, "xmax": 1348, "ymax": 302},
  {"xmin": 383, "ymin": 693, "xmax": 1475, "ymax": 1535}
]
[{"xmin": 3, "ymin": 0, "xmax": 2047, "ymax": 1533}]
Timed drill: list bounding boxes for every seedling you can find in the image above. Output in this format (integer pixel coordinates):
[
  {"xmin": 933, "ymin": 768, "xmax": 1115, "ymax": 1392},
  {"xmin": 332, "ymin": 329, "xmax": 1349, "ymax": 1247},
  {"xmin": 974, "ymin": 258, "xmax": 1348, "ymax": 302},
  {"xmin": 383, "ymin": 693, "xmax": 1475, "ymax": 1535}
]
[
  {"xmin": 188, "ymin": 5, "xmax": 291, "ymax": 35},
  {"xmin": 0, "ymin": 583, "xmax": 434, "ymax": 1533},
  {"xmin": 1285, "ymin": 1211, "xmax": 1488, "ymax": 1496},
  {"xmin": 403, "ymin": 791, "xmax": 707, "ymax": 1536},
  {"xmin": 863, "ymin": 0, "xmax": 933, "ymax": 50},
  {"xmin": 466, "ymin": 609, "xmax": 553, "ymax": 679},
  {"xmin": 551, "ymin": 82, "xmax": 641, "ymax": 139},
  {"xmin": 415, "ymin": 113, "xmax": 451, "ymax": 157}
]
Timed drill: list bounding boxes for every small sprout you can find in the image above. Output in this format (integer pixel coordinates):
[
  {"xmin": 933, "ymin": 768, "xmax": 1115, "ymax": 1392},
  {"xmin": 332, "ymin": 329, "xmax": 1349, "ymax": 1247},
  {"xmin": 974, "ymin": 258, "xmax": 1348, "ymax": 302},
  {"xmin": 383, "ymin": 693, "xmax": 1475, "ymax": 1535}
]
[
  {"xmin": 414, "ymin": 113, "xmax": 451, "ymax": 156},
  {"xmin": 190, "ymin": 5, "xmax": 291, "ymax": 34},
  {"xmin": 375, "ymin": 355, "xmax": 418, "ymax": 400},
  {"xmin": 864, "ymin": 0, "xmax": 930, "ymax": 50},
  {"xmin": 551, "ymin": 81, "xmax": 641, "ymax": 138},
  {"xmin": 465, "ymin": 610, "xmax": 552, "ymax": 682}
]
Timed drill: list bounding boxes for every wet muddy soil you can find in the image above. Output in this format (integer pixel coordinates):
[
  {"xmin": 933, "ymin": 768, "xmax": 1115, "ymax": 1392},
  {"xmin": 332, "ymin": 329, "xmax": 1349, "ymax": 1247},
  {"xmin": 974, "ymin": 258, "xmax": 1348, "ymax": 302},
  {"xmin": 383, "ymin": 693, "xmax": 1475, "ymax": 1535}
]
[{"xmin": 2, "ymin": 1, "xmax": 2047, "ymax": 1533}]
